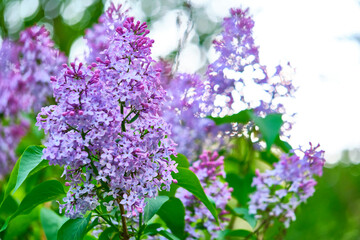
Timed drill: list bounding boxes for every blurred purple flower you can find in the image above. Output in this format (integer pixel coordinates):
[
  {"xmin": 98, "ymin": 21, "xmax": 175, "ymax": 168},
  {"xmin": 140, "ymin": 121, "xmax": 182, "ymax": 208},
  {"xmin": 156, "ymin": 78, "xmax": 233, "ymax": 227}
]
[{"xmin": 249, "ymin": 143, "xmax": 325, "ymax": 227}]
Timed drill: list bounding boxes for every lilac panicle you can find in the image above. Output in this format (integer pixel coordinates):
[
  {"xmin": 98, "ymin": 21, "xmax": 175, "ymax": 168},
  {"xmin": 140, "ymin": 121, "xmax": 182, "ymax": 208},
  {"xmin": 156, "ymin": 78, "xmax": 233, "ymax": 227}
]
[
  {"xmin": 158, "ymin": 61, "xmax": 230, "ymax": 162},
  {"xmin": 207, "ymin": 8, "xmax": 296, "ymax": 134},
  {"xmin": 176, "ymin": 151, "xmax": 232, "ymax": 239},
  {"xmin": 249, "ymin": 143, "xmax": 325, "ymax": 227},
  {"xmin": 37, "ymin": 11, "xmax": 177, "ymax": 219},
  {"xmin": 84, "ymin": 3, "xmax": 128, "ymax": 63},
  {"xmin": 0, "ymin": 25, "xmax": 66, "ymax": 178}
]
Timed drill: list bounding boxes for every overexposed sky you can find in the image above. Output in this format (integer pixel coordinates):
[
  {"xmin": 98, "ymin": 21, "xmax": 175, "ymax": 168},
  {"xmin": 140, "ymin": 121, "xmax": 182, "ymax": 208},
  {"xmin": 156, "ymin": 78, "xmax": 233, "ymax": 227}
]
[{"xmin": 147, "ymin": 0, "xmax": 360, "ymax": 163}]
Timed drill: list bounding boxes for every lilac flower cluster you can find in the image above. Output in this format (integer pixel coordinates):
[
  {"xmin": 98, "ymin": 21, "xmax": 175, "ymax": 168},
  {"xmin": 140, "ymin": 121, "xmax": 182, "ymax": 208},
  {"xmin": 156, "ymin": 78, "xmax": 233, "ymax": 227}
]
[
  {"xmin": 157, "ymin": 61, "xmax": 225, "ymax": 161},
  {"xmin": 0, "ymin": 25, "xmax": 65, "ymax": 178},
  {"xmin": 207, "ymin": 8, "xmax": 296, "ymax": 132},
  {"xmin": 37, "ymin": 10, "xmax": 177, "ymax": 219},
  {"xmin": 249, "ymin": 143, "xmax": 325, "ymax": 227},
  {"xmin": 85, "ymin": 3, "xmax": 127, "ymax": 63},
  {"xmin": 176, "ymin": 151, "xmax": 232, "ymax": 239}
]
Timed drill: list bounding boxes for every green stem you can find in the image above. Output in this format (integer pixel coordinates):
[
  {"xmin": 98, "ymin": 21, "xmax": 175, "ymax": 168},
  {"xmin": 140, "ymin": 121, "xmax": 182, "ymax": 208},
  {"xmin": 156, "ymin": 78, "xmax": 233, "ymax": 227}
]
[{"xmin": 94, "ymin": 209, "xmax": 118, "ymax": 230}]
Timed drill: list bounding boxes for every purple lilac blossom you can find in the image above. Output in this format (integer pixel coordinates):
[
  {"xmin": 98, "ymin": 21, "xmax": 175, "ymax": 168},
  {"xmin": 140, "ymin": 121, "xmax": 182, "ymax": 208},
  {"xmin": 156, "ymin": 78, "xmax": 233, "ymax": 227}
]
[
  {"xmin": 37, "ymin": 14, "xmax": 177, "ymax": 219},
  {"xmin": 207, "ymin": 8, "xmax": 296, "ymax": 134},
  {"xmin": 176, "ymin": 151, "xmax": 232, "ymax": 239},
  {"xmin": 0, "ymin": 25, "xmax": 65, "ymax": 178},
  {"xmin": 249, "ymin": 143, "xmax": 325, "ymax": 227},
  {"xmin": 157, "ymin": 61, "xmax": 230, "ymax": 162},
  {"xmin": 84, "ymin": 3, "xmax": 128, "ymax": 63}
]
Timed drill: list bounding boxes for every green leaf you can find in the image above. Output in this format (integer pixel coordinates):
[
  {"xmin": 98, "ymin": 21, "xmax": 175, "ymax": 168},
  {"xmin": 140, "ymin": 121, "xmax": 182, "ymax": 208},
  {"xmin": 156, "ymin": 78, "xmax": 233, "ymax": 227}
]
[
  {"xmin": 158, "ymin": 230, "xmax": 181, "ymax": 240},
  {"xmin": 226, "ymin": 173, "xmax": 254, "ymax": 206},
  {"xmin": 225, "ymin": 229, "xmax": 252, "ymax": 237},
  {"xmin": 1, "ymin": 158, "xmax": 21, "ymax": 207},
  {"xmin": 233, "ymin": 207, "xmax": 257, "ymax": 229},
  {"xmin": 274, "ymin": 136, "xmax": 293, "ymax": 153},
  {"xmin": 157, "ymin": 197, "xmax": 185, "ymax": 239},
  {"xmin": 171, "ymin": 154, "xmax": 189, "ymax": 168},
  {"xmin": 144, "ymin": 196, "xmax": 169, "ymax": 223},
  {"xmin": 172, "ymin": 167, "xmax": 219, "ymax": 224},
  {"xmin": 14, "ymin": 145, "xmax": 45, "ymax": 193},
  {"xmin": 252, "ymin": 114, "xmax": 283, "ymax": 150},
  {"xmin": 260, "ymin": 151, "xmax": 279, "ymax": 165},
  {"xmin": 40, "ymin": 208, "xmax": 67, "ymax": 240},
  {"xmin": 0, "ymin": 195, "xmax": 18, "ymax": 219},
  {"xmin": 58, "ymin": 214, "xmax": 92, "ymax": 240},
  {"xmin": 207, "ymin": 109, "xmax": 253, "ymax": 125},
  {"xmin": 143, "ymin": 223, "xmax": 162, "ymax": 235},
  {"xmin": 98, "ymin": 227, "xmax": 118, "ymax": 240},
  {"xmin": 0, "ymin": 180, "xmax": 66, "ymax": 232}
]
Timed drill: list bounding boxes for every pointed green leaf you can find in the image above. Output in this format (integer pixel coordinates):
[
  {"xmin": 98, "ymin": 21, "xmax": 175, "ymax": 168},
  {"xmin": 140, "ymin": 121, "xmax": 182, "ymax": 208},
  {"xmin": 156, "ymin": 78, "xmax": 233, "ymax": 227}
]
[
  {"xmin": 58, "ymin": 214, "xmax": 92, "ymax": 240},
  {"xmin": 207, "ymin": 109, "xmax": 253, "ymax": 125},
  {"xmin": 233, "ymin": 207, "xmax": 257, "ymax": 229},
  {"xmin": 171, "ymin": 154, "xmax": 189, "ymax": 168},
  {"xmin": 0, "ymin": 180, "xmax": 66, "ymax": 232},
  {"xmin": 14, "ymin": 145, "xmax": 45, "ymax": 193},
  {"xmin": 252, "ymin": 114, "xmax": 283, "ymax": 150},
  {"xmin": 144, "ymin": 196, "xmax": 169, "ymax": 223},
  {"xmin": 157, "ymin": 197, "xmax": 185, "ymax": 239},
  {"xmin": 172, "ymin": 167, "xmax": 219, "ymax": 224}
]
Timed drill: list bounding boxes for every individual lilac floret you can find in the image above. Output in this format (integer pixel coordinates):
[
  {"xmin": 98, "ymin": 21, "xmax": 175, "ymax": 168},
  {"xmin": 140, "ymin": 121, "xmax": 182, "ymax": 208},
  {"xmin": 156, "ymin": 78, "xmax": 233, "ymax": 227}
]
[
  {"xmin": 249, "ymin": 143, "xmax": 325, "ymax": 227},
  {"xmin": 176, "ymin": 151, "xmax": 233, "ymax": 239},
  {"xmin": 37, "ymin": 14, "xmax": 177, "ymax": 219},
  {"xmin": 207, "ymin": 8, "xmax": 296, "ymax": 134},
  {"xmin": 84, "ymin": 3, "xmax": 128, "ymax": 63}
]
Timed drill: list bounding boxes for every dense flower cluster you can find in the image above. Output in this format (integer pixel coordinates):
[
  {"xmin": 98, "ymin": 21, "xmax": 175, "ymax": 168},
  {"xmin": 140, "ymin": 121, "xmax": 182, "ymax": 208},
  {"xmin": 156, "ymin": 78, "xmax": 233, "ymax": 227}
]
[
  {"xmin": 207, "ymin": 8, "xmax": 296, "ymax": 132},
  {"xmin": 176, "ymin": 151, "xmax": 232, "ymax": 239},
  {"xmin": 37, "ymin": 9, "xmax": 177, "ymax": 218},
  {"xmin": 158, "ymin": 62, "xmax": 226, "ymax": 160},
  {"xmin": 0, "ymin": 25, "xmax": 65, "ymax": 178},
  {"xmin": 249, "ymin": 143, "xmax": 325, "ymax": 227}
]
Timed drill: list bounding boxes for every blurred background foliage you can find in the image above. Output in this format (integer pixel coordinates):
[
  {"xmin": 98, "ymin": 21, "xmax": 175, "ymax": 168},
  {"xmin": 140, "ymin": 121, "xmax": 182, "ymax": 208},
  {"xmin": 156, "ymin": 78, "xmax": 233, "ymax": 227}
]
[{"xmin": 0, "ymin": 0, "xmax": 359, "ymax": 239}]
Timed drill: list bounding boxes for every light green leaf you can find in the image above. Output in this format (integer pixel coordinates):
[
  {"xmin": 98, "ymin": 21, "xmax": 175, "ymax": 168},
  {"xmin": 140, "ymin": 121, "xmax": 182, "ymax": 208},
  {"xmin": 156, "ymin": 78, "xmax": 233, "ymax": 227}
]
[
  {"xmin": 40, "ymin": 208, "xmax": 68, "ymax": 240},
  {"xmin": 14, "ymin": 145, "xmax": 45, "ymax": 193},
  {"xmin": 144, "ymin": 196, "xmax": 169, "ymax": 223}
]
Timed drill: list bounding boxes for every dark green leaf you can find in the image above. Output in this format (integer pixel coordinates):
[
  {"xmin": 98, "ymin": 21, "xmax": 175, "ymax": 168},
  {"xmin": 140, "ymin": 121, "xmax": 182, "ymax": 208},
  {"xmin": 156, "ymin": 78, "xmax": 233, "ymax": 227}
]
[
  {"xmin": 260, "ymin": 151, "xmax": 279, "ymax": 165},
  {"xmin": 0, "ymin": 195, "xmax": 18, "ymax": 219},
  {"xmin": 14, "ymin": 145, "xmax": 45, "ymax": 193},
  {"xmin": 98, "ymin": 227, "xmax": 118, "ymax": 240},
  {"xmin": 173, "ymin": 167, "xmax": 219, "ymax": 223},
  {"xmin": 171, "ymin": 154, "xmax": 189, "ymax": 168},
  {"xmin": 158, "ymin": 230, "xmax": 181, "ymax": 240},
  {"xmin": 58, "ymin": 214, "xmax": 92, "ymax": 240},
  {"xmin": 226, "ymin": 173, "xmax": 254, "ymax": 206},
  {"xmin": 0, "ymin": 158, "xmax": 20, "ymax": 208},
  {"xmin": 274, "ymin": 136, "xmax": 293, "ymax": 153},
  {"xmin": 157, "ymin": 197, "xmax": 185, "ymax": 239},
  {"xmin": 40, "ymin": 208, "xmax": 67, "ymax": 240},
  {"xmin": 225, "ymin": 229, "xmax": 252, "ymax": 237},
  {"xmin": 1, "ymin": 180, "xmax": 66, "ymax": 231},
  {"xmin": 144, "ymin": 196, "xmax": 169, "ymax": 223},
  {"xmin": 207, "ymin": 109, "xmax": 253, "ymax": 125},
  {"xmin": 252, "ymin": 114, "xmax": 283, "ymax": 150},
  {"xmin": 143, "ymin": 223, "xmax": 162, "ymax": 235}
]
